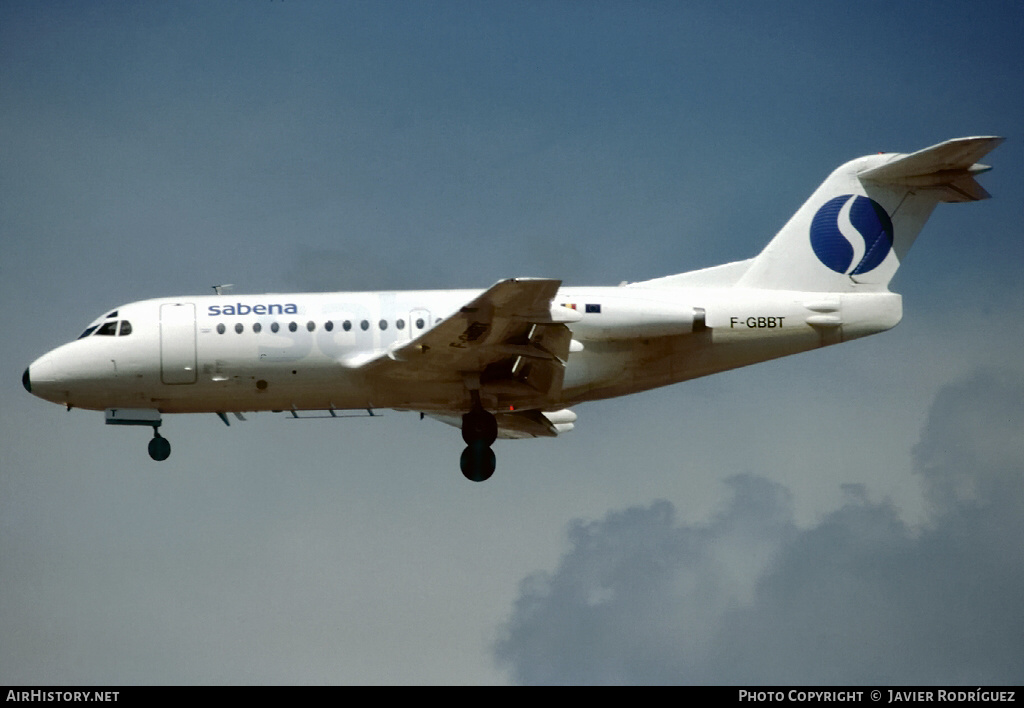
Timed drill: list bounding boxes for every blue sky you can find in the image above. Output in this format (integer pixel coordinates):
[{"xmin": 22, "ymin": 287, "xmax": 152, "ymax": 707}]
[{"xmin": 2, "ymin": 2, "xmax": 1022, "ymax": 684}]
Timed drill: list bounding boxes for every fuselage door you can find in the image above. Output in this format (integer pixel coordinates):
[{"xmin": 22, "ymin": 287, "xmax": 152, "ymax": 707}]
[{"xmin": 160, "ymin": 303, "xmax": 197, "ymax": 384}]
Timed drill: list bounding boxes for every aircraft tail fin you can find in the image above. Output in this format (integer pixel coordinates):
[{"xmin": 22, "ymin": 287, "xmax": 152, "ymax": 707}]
[{"xmin": 736, "ymin": 136, "xmax": 1003, "ymax": 292}]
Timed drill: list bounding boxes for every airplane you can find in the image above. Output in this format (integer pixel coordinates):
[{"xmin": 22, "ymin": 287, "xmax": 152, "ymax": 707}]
[{"xmin": 22, "ymin": 136, "xmax": 1003, "ymax": 481}]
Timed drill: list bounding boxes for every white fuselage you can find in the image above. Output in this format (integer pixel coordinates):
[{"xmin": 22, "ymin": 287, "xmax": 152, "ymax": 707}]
[{"xmin": 26, "ymin": 285, "xmax": 902, "ymax": 416}]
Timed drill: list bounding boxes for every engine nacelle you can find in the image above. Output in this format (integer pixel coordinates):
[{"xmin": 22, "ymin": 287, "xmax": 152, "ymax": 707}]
[{"xmin": 569, "ymin": 295, "xmax": 702, "ymax": 340}]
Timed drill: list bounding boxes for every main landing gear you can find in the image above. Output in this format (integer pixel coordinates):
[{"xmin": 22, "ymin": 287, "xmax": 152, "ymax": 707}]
[
  {"xmin": 460, "ymin": 407, "xmax": 497, "ymax": 482},
  {"xmin": 148, "ymin": 427, "xmax": 171, "ymax": 461}
]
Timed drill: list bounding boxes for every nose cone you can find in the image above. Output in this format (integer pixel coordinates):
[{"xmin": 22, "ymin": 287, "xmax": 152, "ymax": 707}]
[{"xmin": 23, "ymin": 353, "xmax": 65, "ymax": 404}]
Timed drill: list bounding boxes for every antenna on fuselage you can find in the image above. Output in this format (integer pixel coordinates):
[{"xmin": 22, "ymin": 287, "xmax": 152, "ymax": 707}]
[{"xmin": 212, "ymin": 284, "xmax": 235, "ymax": 296}]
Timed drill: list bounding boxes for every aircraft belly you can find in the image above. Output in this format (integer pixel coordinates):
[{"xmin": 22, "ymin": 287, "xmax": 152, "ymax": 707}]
[
  {"xmin": 149, "ymin": 365, "xmax": 371, "ymax": 413},
  {"xmin": 142, "ymin": 360, "xmax": 468, "ymax": 414},
  {"xmin": 561, "ymin": 335, "xmax": 698, "ymax": 403}
]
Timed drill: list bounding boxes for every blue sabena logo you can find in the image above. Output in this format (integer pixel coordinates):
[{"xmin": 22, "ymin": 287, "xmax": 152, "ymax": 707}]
[{"xmin": 809, "ymin": 195, "xmax": 894, "ymax": 275}]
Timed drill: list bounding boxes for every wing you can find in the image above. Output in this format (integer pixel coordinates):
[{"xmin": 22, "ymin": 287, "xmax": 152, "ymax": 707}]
[{"xmin": 356, "ymin": 278, "xmax": 580, "ymax": 410}]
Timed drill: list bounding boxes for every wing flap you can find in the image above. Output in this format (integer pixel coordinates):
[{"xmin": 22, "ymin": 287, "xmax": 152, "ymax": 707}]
[{"xmin": 423, "ymin": 408, "xmax": 577, "ymax": 439}]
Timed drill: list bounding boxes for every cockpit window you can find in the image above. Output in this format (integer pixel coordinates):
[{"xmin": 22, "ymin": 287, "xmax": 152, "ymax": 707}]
[
  {"xmin": 78, "ymin": 325, "xmax": 99, "ymax": 340},
  {"xmin": 96, "ymin": 321, "xmax": 118, "ymax": 336},
  {"xmin": 105, "ymin": 310, "xmax": 118, "ymax": 318},
  {"xmin": 118, "ymin": 320, "xmax": 132, "ymax": 336}
]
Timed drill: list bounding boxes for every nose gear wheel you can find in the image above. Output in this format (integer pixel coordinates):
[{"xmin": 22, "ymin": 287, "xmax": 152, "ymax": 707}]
[{"xmin": 148, "ymin": 429, "xmax": 171, "ymax": 461}]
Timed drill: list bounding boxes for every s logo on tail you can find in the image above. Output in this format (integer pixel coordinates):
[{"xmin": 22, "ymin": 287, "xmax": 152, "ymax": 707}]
[{"xmin": 810, "ymin": 195, "xmax": 894, "ymax": 275}]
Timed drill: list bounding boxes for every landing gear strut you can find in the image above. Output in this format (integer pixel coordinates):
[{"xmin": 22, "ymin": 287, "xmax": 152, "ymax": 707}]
[
  {"xmin": 148, "ymin": 427, "xmax": 171, "ymax": 461},
  {"xmin": 460, "ymin": 407, "xmax": 497, "ymax": 481}
]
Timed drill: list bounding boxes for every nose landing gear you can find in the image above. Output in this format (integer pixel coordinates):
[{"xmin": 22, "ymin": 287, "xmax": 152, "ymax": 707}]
[
  {"xmin": 460, "ymin": 407, "xmax": 497, "ymax": 482},
  {"xmin": 104, "ymin": 409, "xmax": 170, "ymax": 462}
]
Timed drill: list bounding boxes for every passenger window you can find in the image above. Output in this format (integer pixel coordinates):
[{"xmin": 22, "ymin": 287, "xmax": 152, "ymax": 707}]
[
  {"xmin": 118, "ymin": 321, "xmax": 132, "ymax": 336},
  {"xmin": 235, "ymin": 323, "xmax": 244, "ymax": 334},
  {"xmin": 416, "ymin": 318, "xmax": 425, "ymax": 330},
  {"xmin": 379, "ymin": 319, "xmax": 387, "ymax": 330},
  {"xmin": 307, "ymin": 321, "xmax": 315, "ymax": 332},
  {"xmin": 396, "ymin": 319, "xmax": 405, "ymax": 330},
  {"xmin": 325, "ymin": 321, "xmax": 334, "ymax": 332},
  {"xmin": 253, "ymin": 322, "xmax": 262, "ymax": 333},
  {"xmin": 271, "ymin": 322, "xmax": 279, "ymax": 333},
  {"xmin": 217, "ymin": 323, "xmax": 226, "ymax": 334},
  {"xmin": 343, "ymin": 320, "xmax": 352, "ymax": 331},
  {"xmin": 360, "ymin": 320, "xmax": 369, "ymax": 331},
  {"xmin": 96, "ymin": 321, "xmax": 118, "ymax": 336},
  {"xmin": 289, "ymin": 322, "xmax": 297, "ymax": 332},
  {"xmin": 78, "ymin": 325, "xmax": 99, "ymax": 339}
]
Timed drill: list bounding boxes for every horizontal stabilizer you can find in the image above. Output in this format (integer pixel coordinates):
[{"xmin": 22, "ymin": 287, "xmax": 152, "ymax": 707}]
[{"xmin": 859, "ymin": 136, "xmax": 1004, "ymax": 203}]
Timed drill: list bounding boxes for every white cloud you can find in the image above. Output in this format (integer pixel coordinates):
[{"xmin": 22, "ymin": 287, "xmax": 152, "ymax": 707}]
[{"xmin": 495, "ymin": 370, "xmax": 1024, "ymax": 684}]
